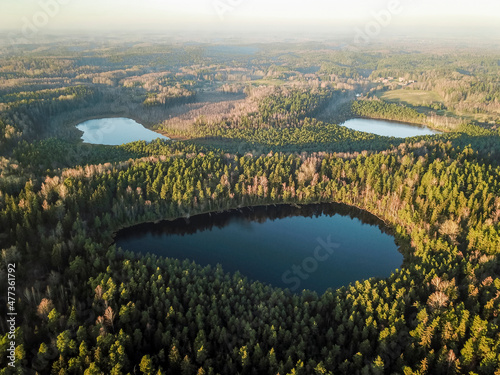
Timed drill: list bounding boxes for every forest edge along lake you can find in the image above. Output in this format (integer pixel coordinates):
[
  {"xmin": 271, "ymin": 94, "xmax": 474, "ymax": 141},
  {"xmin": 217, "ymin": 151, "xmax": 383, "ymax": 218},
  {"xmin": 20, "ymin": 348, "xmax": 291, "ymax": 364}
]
[
  {"xmin": 75, "ymin": 117, "xmax": 440, "ymax": 146},
  {"xmin": 114, "ymin": 203, "xmax": 404, "ymax": 295},
  {"xmin": 341, "ymin": 118, "xmax": 440, "ymax": 137}
]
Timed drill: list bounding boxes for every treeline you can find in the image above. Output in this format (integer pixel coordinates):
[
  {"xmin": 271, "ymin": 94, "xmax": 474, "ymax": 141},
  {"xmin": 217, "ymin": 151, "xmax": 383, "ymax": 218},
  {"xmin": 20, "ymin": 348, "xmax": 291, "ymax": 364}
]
[
  {"xmin": 0, "ymin": 86, "xmax": 95, "ymax": 104},
  {"xmin": 351, "ymin": 100, "xmax": 427, "ymax": 124},
  {"xmin": 0, "ymin": 83, "xmax": 189, "ymax": 151},
  {"xmin": 0, "ymin": 141, "xmax": 499, "ymax": 374},
  {"xmin": 189, "ymin": 117, "xmax": 397, "ymax": 154},
  {"xmin": 258, "ymin": 88, "xmax": 334, "ymax": 126},
  {"xmin": 0, "ymin": 85, "xmax": 103, "ymax": 149},
  {"xmin": 11, "ymin": 138, "xmax": 208, "ymax": 173},
  {"xmin": 9, "ymin": 123, "xmax": 500, "ymax": 176},
  {"xmin": 368, "ymin": 54, "xmax": 500, "ymax": 120},
  {"xmin": 143, "ymin": 90, "xmax": 196, "ymax": 108}
]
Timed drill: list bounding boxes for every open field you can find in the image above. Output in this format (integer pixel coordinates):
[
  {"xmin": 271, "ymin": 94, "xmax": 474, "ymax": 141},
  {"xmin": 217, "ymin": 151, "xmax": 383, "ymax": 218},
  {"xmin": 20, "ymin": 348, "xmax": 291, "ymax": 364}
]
[{"xmin": 378, "ymin": 89, "xmax": 443, "ymax": 106}]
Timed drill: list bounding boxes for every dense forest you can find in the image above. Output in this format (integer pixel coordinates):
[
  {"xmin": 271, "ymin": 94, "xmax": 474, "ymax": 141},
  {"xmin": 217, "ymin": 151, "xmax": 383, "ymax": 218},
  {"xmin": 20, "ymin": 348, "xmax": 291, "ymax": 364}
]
[
  {"xmin": 0, "ymin": 39, "xmax": 499, "ymax": 374},
  {"xmin": 350, "ymin": 100, "xmax": 426, "ymax": 125}
]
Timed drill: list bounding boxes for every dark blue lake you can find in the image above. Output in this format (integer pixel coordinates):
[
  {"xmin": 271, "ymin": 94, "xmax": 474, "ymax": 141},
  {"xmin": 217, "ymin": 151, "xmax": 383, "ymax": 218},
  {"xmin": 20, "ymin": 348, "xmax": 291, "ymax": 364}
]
[{"xmin": 114, "ymin": 204, "xmax": 403, "ymax": 294}]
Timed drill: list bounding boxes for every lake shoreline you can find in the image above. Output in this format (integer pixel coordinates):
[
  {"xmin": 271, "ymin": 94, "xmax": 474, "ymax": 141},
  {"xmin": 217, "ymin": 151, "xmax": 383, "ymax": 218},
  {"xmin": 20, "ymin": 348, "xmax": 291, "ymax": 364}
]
[
  {"xmin": 340, "ymin": 117, "xmax": 442, "ymax": 137},
  {"xmin": 110, "ymin": 200, "xmax": 396, "ymax": 244},
  {"xmin": 76, "ymin": 117, "xmax": 169, "ymax": 145},
  {"xmin": 351, "ymin": 115, "xmax": 449, "ymax": 133},
  {"xmin": 113, "ymin": 201, "xmax": 403, "ymax": 294}
]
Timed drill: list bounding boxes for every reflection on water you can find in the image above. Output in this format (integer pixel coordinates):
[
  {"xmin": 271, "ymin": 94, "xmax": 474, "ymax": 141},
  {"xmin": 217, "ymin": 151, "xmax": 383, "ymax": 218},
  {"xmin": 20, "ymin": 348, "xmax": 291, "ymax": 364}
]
[
  {"xmin": 114, "ymin": 203, "xmax": 403, "ymax": 294},
  {"xmin": 76, "ymin": 117, "xmax": 169, "ymax": 145},
  {"xmin": 341, "ymin": 118, "xmax": 440, "ymax": 137}
]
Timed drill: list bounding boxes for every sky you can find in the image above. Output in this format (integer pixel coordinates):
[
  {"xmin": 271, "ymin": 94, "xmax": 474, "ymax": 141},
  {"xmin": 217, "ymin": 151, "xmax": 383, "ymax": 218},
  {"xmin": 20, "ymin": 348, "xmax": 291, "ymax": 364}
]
[{"xmin": 1, "ymin": 0, "xmax": 499, "ymax": 39}]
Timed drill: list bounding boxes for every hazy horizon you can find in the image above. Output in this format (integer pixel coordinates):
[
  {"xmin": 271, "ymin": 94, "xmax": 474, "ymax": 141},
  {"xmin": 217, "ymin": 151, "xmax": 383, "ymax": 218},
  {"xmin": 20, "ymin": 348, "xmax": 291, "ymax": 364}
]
[{"xmin": 1, "ymin": 0, "xmax": 499, "ymax": 42}]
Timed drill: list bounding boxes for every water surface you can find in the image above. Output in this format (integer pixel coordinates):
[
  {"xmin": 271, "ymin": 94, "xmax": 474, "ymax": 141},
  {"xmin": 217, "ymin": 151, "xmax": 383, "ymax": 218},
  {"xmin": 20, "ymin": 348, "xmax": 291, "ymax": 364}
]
[
  {"xmin": 115, "ymin": 204, "xmax": 403, "ymax": 294},
  {"xmin": 341, "ymin": 118, "xmax": 439, "ymax": 137},
  {"xmin": 76, "ymin": 117, "xmax": 168, "ymax": 145}
]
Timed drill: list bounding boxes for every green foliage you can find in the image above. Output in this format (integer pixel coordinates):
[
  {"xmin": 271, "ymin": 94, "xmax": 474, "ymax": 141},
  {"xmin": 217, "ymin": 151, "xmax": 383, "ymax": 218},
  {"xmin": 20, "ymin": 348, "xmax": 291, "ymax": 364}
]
[
  {"xmin": 1, "ymin": 140, "xmax": 500, "ymax": 374},
  {"xmin": 1, "ymin": 40, "xmax": 500, "ymax": 375},
  {"xmin": 258, "ymin": 88, "xmax": 334, "ymax": 125},
  {"xmin": 351, "ymin": 100, "xmax": 427, "ymax": 124}
]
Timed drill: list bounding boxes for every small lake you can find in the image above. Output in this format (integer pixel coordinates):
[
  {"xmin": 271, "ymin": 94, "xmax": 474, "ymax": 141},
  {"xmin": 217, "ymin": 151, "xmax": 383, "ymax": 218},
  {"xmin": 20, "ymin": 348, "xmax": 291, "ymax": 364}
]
[
  {"xmin": 114, "ymin": 204, "xmax": 403, "ymax": 294},
  {"xmin": 76, "ymin": 118, "xmax": 169, "ymax": 145},
  {"xmin": 341, "ymin": 118, "xmax": 439, "ymax": 137}
]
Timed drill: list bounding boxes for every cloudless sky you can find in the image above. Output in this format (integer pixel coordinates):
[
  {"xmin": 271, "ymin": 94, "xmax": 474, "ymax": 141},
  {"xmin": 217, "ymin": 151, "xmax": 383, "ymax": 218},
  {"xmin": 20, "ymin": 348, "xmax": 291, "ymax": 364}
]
[{"xmin": 1, "ymin": 0, "xmax": 499, "ymax": 37}]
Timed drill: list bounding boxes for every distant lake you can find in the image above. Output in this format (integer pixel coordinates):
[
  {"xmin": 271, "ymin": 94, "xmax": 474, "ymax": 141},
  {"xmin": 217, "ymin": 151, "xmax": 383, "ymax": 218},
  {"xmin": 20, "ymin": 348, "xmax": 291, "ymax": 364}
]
[
  {"xmin": 341, "ymin": 118, "xmax": 439, "ymax": 137},
  {"xmin": 114, "ymin": 204, "xmax": 403, "ymax": 294},
  {"xmin": 76, "ymin": 118, "xmax": 169, "ymax": 145}
]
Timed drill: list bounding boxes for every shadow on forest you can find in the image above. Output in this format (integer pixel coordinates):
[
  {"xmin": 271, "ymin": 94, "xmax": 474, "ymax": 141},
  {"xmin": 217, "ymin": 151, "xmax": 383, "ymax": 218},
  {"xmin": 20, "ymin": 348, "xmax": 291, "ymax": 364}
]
[
  {"xmin": 114, "ymin": 202, "xmax": 394, "ymax": 239},
  {"xmin": 186, "ymin": 135, "xmax": 399, "ymax": 154}
]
